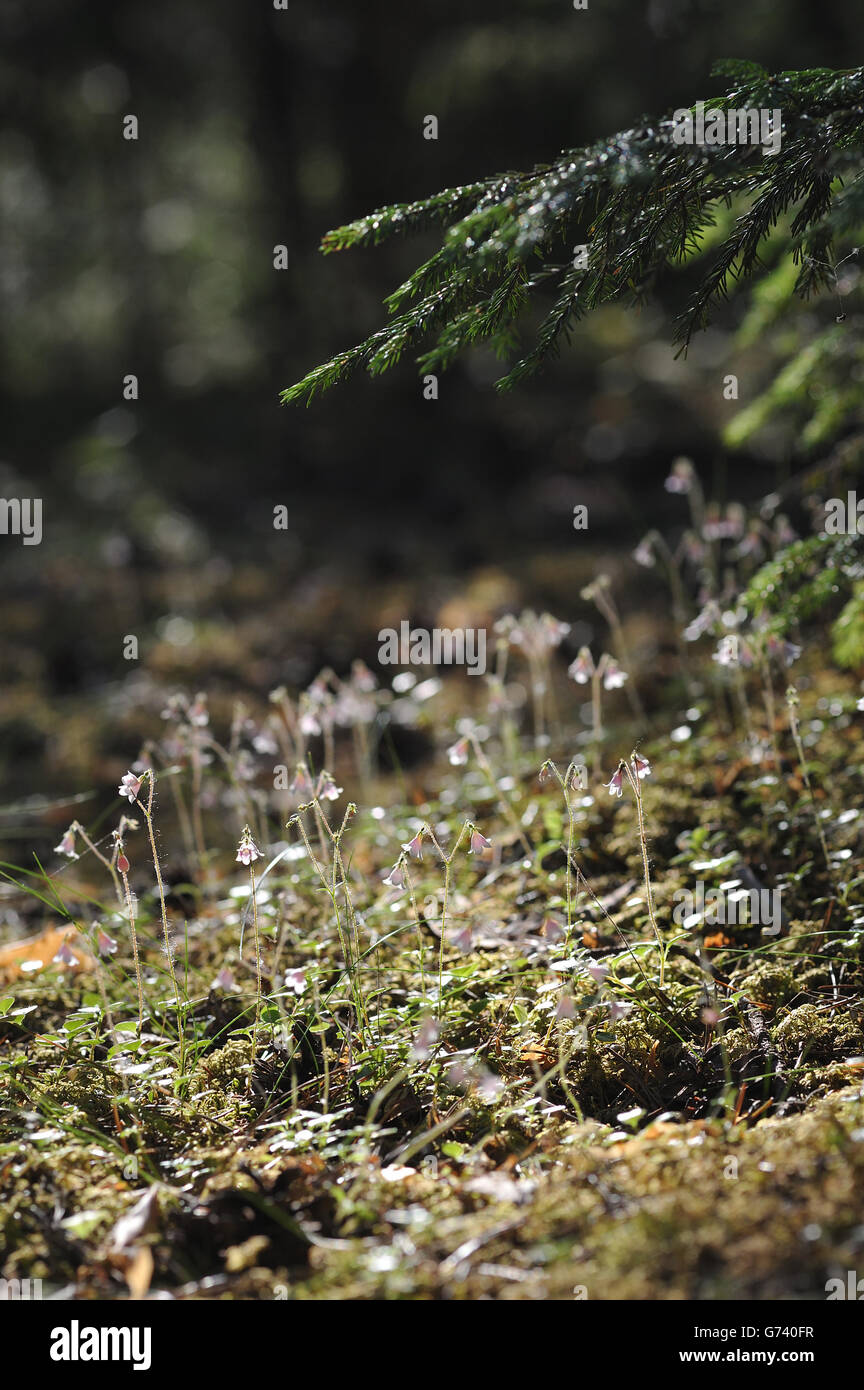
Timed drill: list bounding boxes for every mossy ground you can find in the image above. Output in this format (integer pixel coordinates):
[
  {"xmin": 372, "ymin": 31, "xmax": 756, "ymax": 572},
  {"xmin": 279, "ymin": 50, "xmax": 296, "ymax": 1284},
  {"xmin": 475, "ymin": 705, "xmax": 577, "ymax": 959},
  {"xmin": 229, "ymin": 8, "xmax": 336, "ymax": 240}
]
[{"xmin": 2, "ymin": 638, "xmax": 864, "ymax": 1300}]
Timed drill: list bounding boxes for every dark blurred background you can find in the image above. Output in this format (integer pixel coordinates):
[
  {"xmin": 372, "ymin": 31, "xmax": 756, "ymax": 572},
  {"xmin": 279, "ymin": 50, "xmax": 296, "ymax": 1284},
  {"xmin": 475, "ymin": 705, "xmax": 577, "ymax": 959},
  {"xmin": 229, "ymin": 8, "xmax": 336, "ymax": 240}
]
[{"xmin": 0, "ymin": 0, "xmax": 859, "ymax": 810}]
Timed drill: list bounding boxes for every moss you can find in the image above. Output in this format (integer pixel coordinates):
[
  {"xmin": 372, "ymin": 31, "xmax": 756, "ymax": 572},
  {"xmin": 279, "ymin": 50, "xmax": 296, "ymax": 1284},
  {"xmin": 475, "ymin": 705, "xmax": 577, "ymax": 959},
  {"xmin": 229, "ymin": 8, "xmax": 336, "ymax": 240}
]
[
  {"xmin": 36, "ymin": 1073, "xmax": 122, "ymax": 1121},
  {"xmin": 772, "ymin": 1004, "xmax": 864, "ymax": 1064},
  {"xmin": 720, "ymin": 1027, "xmax": 752, "ymax": 1063},
  {"xmin": 289, "ymin": 1087, "xmax": 864, "ymax": 1301},
  {"xmin": 189, "ymin": 1039, "xmax": 252, "ymax": 1096},
  {"xmin": 733, "ymin": 962, "xmax": 798, "ymax": 1007}
]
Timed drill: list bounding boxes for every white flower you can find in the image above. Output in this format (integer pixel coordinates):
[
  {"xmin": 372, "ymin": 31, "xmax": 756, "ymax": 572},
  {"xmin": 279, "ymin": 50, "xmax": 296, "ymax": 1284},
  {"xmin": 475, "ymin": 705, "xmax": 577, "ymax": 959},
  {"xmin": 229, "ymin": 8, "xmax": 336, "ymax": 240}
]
[
  {"xmin": 236, "ymin": 826, "xmax": 262, "ymax": 866},
  {"xmin": 602, "ymin": 657, "xmax": 628, "ymax": 690},
  {"xmin": 447, "ymin": 737, "xmax": 470, "ymax": 766},
  {"xmin": 633, "ymin": 537, "xmax": 655, "ymax": 568},
  {"xmin": 567, "ymin": 647, "xmax": 594, "ymax": 684},
  {"xmin": 53, "ymin": 938, "xmax": 78, "ymax": 967},
  {"xmin": 317, "ymin": 772, "xmax": 343, "ymax": 801},
  {"xmin": 119, "ymin": 772, "xmax": 143, "ymax": 802},
  {"xmin": 54, "ymin": 828, "xmax": 78, "ymax": 859},
  {"xmin": 605, "ymin": 766, "xmax": 624, "ymax": 797}
]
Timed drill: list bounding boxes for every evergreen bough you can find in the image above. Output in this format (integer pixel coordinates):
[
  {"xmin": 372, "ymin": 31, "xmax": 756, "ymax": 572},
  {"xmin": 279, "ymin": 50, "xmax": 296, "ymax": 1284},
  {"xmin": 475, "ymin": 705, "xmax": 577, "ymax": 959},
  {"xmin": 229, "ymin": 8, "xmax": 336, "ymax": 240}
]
[{"xmin": 284, "ymin": 61, "xmax": 864, "ymax": 403}]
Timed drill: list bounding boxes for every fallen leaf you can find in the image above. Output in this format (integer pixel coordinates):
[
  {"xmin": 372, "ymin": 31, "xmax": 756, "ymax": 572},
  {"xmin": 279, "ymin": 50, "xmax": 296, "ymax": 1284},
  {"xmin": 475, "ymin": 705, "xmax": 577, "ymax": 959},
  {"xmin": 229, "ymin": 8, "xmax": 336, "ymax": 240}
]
[
  {"xmin": 0, "ymin": 925, "xmax": 93, "ymax": 980},
  {"xmin": 109, "ymin": 1185, "xmax": 161, "ymax": 1252}
]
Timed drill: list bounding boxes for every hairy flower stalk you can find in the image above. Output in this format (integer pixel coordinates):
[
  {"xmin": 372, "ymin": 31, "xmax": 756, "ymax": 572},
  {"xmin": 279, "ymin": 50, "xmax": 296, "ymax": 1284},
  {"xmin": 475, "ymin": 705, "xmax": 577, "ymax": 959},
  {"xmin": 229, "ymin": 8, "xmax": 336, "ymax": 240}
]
[
  {"xmin": 396, "ymin": 849, "xmax": 429, "ymax": 1002},
  {"xmin": 539, "ymin": 759, "xmax": 586, "ymax": 935},
  {"xmin": 417, "ymin": 820, "xmax": 485, "ymax": 1018},
  {"xmin": 113, "ymin": 829, "xmax": 144, "ymax": 1031},
  {"xmin": 120, "ymin": 768, "xmax": 184, "ymax": 1042},
  {"xmin": 236, "ymin": 825, "xmax": 263, "ymax": 1091},
  {"xmin": 288, "ymin": 798, "xmax": 368, "ymax": 1041},
  {"xmin": 609, "ymin": 753, "xmax": 665, "ymax": 984}
]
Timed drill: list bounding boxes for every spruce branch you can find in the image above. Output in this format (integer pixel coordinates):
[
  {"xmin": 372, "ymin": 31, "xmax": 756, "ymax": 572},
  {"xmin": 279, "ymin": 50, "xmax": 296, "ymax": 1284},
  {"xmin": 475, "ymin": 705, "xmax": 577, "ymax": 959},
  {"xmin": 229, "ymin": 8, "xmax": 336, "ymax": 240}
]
[{"xmin": 283, "ymin": 64, "xmax": 864, "ymax": 404}]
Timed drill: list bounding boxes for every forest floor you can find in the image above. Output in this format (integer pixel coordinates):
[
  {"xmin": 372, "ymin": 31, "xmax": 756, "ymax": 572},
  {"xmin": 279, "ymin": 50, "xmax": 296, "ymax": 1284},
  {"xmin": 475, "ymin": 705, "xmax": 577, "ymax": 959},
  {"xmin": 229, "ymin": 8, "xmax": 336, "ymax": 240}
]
[{"xmin": 2, "ymin": 593, "xmax": 864, "ymax": 1301}]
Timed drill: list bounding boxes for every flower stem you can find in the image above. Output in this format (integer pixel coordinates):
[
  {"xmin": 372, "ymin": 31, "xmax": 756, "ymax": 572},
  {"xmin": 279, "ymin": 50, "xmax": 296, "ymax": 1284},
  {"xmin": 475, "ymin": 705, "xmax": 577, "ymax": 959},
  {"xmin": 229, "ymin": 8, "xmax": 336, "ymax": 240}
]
[
  {"xmin": 247, "ymin": 864, "xmax": 262, "ymax": 1094},
  {"xmin": 624, "ymin": 759, "xmax": 665, "ymax": 985},
  {"xmin": 136, "ymin": 772, "xmax": 184, "ymax": 1065},
  {"xmin": 118, "ymin": 861, "xmax": 144, "ymax": 1032}
]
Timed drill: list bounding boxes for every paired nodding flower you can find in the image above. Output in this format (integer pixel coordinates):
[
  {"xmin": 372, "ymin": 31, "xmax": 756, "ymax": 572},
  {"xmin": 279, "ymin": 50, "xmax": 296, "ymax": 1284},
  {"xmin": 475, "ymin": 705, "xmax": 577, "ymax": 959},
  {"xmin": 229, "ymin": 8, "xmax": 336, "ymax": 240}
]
[
  {"xmin": 384, "ymin": 821, "xmax": 491, "ymax": 889},
  {"xmin": 605, "ymin": 752, "xmax": 652, "ymax": 797},
  {"xmin": 713, "ymin": 629, "xmax": 800, "ymax": 671},
  {"xmin": 288, "ymin": 763, "xmax": 342, "ymax": 803},
  {"xmin": 567, "ymin": 647, "xmax": 628, "ymax": 691}
]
